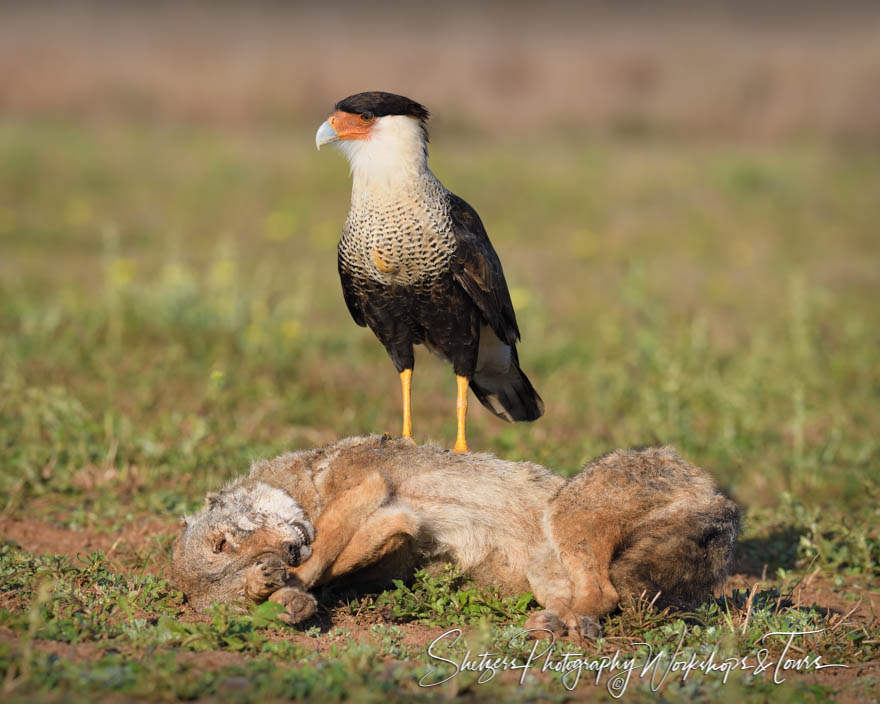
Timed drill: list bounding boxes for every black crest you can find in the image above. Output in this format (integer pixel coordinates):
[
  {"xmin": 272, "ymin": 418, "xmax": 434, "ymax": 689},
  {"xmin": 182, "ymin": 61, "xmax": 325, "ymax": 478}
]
[{"xmin": 335, "ymin": 92, "xmax": 430, "ymax": 122}]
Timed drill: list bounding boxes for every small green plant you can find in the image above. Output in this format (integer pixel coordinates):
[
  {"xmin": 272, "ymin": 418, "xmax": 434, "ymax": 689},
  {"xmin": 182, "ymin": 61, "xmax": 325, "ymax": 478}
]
[{"xmin": 373, "ymin": 564, "xmax": 536, "ymax": 626}]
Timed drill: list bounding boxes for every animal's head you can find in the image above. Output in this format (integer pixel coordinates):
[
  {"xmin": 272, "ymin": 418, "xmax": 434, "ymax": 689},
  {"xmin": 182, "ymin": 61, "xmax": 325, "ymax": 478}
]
[
  {"xmin": 315, "ymin": 91, "xmax": 431, "ymax": 185},
  {"xmin": 171, "ymin": 481, "xmax": 315, "ymax": 611}
]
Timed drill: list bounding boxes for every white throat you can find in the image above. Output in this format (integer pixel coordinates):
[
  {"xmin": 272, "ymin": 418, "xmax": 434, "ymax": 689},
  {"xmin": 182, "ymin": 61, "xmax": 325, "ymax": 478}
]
[{"xmin": 334, "ymin": 115, "xmax": 429, "ymax": 194}]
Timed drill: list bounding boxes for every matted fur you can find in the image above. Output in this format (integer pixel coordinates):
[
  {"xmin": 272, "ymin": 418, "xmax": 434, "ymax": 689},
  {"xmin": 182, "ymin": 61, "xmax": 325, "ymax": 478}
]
[{"xmin": 172, "ymin": 436, "xmax": 738, "ymax": 636}]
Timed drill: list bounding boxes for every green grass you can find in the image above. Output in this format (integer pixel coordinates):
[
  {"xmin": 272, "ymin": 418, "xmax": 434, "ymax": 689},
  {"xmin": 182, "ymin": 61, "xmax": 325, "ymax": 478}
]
[{"xmin": 0, "ymin": 120, "xmax": 878, "ymax": 701}]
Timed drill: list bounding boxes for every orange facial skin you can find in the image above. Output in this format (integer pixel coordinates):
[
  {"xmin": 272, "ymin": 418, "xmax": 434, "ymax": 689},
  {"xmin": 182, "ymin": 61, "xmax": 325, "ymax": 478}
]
[{"xmin": 328, "ymin": 110, "xmax": 376, "ymax": 140}]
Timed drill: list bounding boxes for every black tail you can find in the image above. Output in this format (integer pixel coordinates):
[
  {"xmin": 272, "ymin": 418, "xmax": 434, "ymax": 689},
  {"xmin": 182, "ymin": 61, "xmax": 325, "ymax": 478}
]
[{"xmin": 470, "ymin": 364, "xmax": 544, "ymax": 422}]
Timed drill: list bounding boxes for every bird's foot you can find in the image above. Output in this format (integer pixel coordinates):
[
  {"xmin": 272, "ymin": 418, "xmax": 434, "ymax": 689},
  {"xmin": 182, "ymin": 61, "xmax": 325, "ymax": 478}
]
[
  {"xmin": 378, "ymin": 432, "xmax": 416, "ymax": 447},
  {"xmin": 453, "ymin": 439, "xmax": 469, "ymax": 453}
]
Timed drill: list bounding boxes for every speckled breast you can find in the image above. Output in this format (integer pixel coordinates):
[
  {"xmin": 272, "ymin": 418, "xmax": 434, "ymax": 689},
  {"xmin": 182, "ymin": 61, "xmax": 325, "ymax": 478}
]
[{"xmin": 338, "ymin": 180, "xmax": 457, "ymax": 288}]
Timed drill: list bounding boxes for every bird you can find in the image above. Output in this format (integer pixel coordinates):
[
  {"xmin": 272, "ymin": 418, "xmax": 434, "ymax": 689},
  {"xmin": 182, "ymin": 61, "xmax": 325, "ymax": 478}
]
[{"xmin": 315, "ymin": 91, "xmax": 543, "ymax": 453}]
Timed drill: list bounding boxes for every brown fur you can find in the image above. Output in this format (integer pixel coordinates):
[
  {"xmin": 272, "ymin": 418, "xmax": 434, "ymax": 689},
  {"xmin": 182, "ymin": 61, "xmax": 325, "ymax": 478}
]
[{"xmin": 171, "ymin": 435, "xmax": 739, "ymax": 637}]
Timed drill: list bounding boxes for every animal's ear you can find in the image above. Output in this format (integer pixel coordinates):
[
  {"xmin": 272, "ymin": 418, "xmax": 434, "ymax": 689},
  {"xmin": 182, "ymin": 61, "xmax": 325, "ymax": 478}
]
[
  {"xmin": 210, "ymin": 532, "xmax": 228, "ymax": 554},
  {"xmin": 179, "ymin": 516, "xmax": 188, "ymax": 529},
  {"xmin": 203, "ymin": 492, "xmax": 221, "ymax": 510}
]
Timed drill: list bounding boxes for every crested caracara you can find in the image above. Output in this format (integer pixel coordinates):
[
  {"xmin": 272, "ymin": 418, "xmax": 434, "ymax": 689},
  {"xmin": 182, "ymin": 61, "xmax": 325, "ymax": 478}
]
[{"xmin": 316, "ymin": 91, "xmax": 543, "ymax": 452}]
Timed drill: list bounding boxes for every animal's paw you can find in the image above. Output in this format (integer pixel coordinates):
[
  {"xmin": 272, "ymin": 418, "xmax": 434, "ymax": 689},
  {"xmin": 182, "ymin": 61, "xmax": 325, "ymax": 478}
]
[
  {"xmin": 269, "ymin": 586, "xmax": 317, "ymax": 625},
  {"xmin": 258, "ymin": 556, "xmax": 288, "ymax": 588},
  {"xmin": 523, "ymin": 610, "xmax": 567, "ymax": 638},
  {"xmin": 523, "ymin": 610, "xmax": 603, "ymax": 640},
  {"xmin": 245, "ymin": 556, "xmax": 288, "ymax": 600},
  {"xmin": 567, "ymin": 614, "xmax": 603, "ymax": 640}
]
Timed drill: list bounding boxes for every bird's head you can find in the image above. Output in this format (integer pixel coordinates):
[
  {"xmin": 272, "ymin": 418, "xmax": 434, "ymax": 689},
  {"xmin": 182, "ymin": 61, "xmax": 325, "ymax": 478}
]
[{"xmin": 316, "ymin": 92, "xmax": 430, "ymax": 185}]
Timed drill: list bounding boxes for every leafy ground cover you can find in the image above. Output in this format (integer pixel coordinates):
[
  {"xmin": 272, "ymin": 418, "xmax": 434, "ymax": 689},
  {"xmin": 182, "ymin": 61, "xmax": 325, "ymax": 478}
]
[{"xmin": 0, "ymin": 121, "xmax": 878, "ymax": 701}]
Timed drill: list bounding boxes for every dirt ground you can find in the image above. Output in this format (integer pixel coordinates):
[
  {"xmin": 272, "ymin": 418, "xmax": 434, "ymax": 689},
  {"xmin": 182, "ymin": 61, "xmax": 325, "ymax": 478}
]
[{"xmin": 2, "ymin": 516, "xmax": 877, "ymax": 695}]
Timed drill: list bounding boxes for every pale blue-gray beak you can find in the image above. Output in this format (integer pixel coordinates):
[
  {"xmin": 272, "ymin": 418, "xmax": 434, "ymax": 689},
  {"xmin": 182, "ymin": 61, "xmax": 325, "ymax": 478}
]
[{"xmin": 315, "ymin": 120, "xmax": 338, "ymax": 150}]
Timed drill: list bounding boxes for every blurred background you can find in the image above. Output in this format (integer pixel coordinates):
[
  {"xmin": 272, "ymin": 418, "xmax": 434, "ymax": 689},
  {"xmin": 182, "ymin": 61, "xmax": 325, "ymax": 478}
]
[
  {"xmin": 3, "ymin": 1, "xmax": 880, "ymax": 138},
  {"xmin": 1, "ymin": 1, "xmax": 878, "ymax": 523}
]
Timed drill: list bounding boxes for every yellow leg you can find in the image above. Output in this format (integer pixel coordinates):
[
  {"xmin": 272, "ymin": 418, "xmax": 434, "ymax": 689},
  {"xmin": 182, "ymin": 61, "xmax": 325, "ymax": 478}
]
[
  {"xmin": 453, "ymin": 375, "xmax": 469, "ymax": 453},
  {"xmin": 400, "ymin": 369, "xmax": 413, "ymax": 440}
]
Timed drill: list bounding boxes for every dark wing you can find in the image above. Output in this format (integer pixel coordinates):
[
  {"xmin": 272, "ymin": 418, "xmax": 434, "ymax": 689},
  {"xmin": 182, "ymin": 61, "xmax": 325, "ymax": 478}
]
[
  {"xmin": 447, "ymin": 192, "xmax": 520, "ymax": 346},
  {"xmin": 337, "ymin": 254, "xmax": 367, "ymax": 328}
]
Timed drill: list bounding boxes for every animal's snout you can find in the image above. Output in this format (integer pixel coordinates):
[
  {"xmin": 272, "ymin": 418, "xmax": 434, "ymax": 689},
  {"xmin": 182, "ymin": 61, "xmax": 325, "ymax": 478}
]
[{"xmin": 282, "ymin": 541, "xmax": 302, "ymax": 566}]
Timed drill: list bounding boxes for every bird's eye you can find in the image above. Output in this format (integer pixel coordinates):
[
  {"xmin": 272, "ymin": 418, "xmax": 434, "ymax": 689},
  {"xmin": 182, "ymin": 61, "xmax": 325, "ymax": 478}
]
[{"xmin": 361, "ymin": 111, "xmax": 375, "ymax": 122}]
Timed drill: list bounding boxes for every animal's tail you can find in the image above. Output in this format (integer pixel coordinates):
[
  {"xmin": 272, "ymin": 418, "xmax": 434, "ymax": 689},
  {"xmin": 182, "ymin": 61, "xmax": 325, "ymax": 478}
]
[
  {"xmin": 470, "ymin": 363, "xmax": 544, "ymax": 422},
  {"xmin": 609, "ymin": 494, "xmax": 740, "ymax": 609}
]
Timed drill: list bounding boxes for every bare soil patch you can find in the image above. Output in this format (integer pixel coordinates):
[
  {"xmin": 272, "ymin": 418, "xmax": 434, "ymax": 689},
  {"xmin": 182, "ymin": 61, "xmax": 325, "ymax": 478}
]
[{"xmin": 0, "ymin": 517, "xmax": 178, "ymax": 579}]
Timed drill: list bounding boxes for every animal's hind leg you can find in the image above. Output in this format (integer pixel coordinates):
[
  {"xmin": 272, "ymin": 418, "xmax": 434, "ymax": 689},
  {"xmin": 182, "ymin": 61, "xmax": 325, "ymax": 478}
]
[
  {"xmin": 547, "ymin": 494, "xmax": 622, "ymax": 629},
  {"xmin": 523, "ymin": 544, "xmax": 582, "ymax": 637}
]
